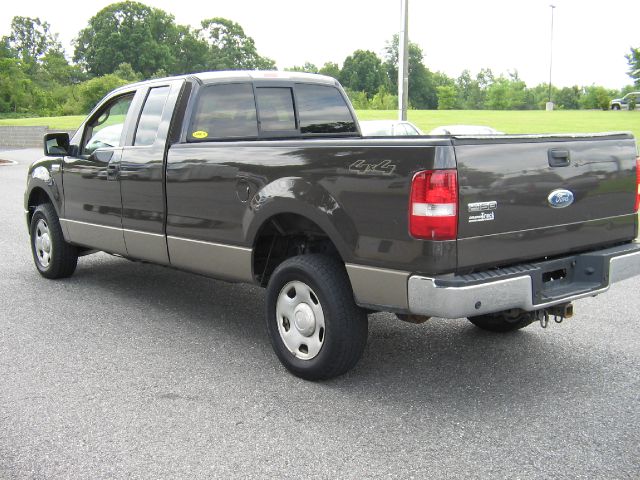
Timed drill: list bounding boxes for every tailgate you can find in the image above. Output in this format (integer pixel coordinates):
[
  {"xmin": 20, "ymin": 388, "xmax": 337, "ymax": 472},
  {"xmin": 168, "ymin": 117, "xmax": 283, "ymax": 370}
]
[{"xmin": 455, "ymin": 133, "xmax": 638, "ymax": 271}]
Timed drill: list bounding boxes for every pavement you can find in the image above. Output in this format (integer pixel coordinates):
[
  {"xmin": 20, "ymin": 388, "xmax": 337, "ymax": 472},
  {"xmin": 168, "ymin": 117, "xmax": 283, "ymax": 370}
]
[{"xmin": 1, "ymin": 148, "xmax": 639, "ymax": 479}]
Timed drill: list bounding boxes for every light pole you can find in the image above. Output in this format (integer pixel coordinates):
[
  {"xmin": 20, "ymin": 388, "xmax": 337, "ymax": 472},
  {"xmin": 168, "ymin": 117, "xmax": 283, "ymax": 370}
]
[
  {"xmin": 398, "ymin": 0, "xmax": 409, "ymax": 121},
  {"xmin": 546, "ymin": 4, "xmax": 556, "ymax": 111}
]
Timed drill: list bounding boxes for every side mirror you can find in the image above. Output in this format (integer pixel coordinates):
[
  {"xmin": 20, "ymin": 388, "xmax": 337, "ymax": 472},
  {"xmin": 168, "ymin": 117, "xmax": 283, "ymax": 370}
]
[{"xmin": 44, "ymin": 132, "xmax": 70, "ymax": 156}]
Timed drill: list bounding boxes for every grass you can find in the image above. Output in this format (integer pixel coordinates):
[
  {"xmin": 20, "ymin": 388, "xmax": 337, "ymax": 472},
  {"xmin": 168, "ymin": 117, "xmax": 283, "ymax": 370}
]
[
  {"xmin": 0, "ymin": 115, "xmax": 85, "ymax": 130},
  {"xmin": 358, "ymin": 110, "xmax": 640, "ymax": 142},
  {"xmin": 0, "ymin": 110, "xmax": 638, "ymax": 143}
]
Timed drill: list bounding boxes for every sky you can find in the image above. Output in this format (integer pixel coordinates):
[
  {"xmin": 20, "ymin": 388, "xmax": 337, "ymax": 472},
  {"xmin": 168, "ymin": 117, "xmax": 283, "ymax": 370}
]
[{"xmin": 1, "ymin": 0, "xmax": 638, "ymax": 89}]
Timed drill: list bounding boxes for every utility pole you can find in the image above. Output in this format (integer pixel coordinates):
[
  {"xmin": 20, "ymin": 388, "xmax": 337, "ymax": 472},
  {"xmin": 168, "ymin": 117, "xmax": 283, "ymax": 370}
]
[
  {"xmin": 546, "ymin": 4, "xmax": 556, "ymax": 111},
  {"xmin": 398, "ymin": 0, "xmax": 409, "ymax": 121}
]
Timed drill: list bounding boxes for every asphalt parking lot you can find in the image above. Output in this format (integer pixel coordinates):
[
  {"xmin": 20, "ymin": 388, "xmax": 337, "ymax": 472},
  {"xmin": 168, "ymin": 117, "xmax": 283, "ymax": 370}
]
[{"xmin": 1, "ymin": 148, "xmax": 639, "ymax": 479}]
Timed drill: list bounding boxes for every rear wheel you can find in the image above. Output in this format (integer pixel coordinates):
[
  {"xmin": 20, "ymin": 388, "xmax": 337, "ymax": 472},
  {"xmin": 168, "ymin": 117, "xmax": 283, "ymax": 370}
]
[
  {"xmin": 468, "ymin": 310, "xmax": 534, "ymax": 333},
  {"xmin": 265, "ymin": 254, "xmax": 368, "ymax": 380},
  {"xmin": 30, "ymin": 203, "xmax": 78, "ymax": 279}
]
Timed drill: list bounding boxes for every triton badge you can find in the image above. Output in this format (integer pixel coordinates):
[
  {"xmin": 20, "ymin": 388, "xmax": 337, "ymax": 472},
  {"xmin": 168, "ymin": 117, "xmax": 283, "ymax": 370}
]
[{"xmin": 547, "ymin": 189, "xmax": 574, "ymax": 208}]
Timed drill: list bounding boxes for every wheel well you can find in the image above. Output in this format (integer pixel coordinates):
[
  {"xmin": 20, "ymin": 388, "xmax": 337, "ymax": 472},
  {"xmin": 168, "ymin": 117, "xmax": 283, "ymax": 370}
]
[
  {"xmin": 27, "ymin": 188, "xmax": 52, "ymax": 224},
  {"xmin": 253, "ymin": 213, "xmax": 342, "ymax": 287}
]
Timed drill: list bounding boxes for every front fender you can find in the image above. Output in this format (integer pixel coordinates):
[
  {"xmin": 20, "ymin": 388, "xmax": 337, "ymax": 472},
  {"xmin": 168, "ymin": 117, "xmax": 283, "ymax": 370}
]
[
  {"xmin": 24, "ymin": 156, "xmax": 65, "ymax": 227},
  {"xmin": 244, "ymin": 177, "xmax": 358, "ymax": 262}
]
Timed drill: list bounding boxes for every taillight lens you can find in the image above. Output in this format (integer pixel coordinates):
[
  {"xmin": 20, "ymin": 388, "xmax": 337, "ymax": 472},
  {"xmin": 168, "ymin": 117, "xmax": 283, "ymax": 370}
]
[
  {"xmin": 635, "ymin": 157, "xmax": 640, "ymax": 212},
  {"xmin": 409, "ymin": 169, "xmax": 458, "ymax": 240}
]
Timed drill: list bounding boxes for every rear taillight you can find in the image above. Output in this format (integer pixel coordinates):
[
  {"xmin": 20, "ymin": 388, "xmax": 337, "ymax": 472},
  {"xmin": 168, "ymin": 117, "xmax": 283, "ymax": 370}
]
[
  {"xmin": 635, "ymin": 157, "xmax": 640, "ymax": 212},
  {"xmin": 409, "ymin": 169, "xmax": 458, "ymax": 240}
]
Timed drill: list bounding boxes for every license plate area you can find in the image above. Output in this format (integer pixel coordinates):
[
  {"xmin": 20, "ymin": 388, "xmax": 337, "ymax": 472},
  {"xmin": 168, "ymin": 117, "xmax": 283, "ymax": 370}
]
[{"xmin": 533, "ymin": 255, "xmax": 606, "ymax": 305}]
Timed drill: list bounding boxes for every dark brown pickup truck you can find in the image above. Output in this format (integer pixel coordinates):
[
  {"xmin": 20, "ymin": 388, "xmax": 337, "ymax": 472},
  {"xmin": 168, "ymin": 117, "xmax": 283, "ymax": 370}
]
[{"xmin": 25, "ymin": 71, "xmax": 640, "ymax": 379}]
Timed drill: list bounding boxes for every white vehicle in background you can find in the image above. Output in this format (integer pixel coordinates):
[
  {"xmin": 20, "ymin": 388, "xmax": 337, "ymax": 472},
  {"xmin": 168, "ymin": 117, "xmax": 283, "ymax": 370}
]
[
  {"xmin": 359, "ymin": 120, "xmax": 423, "ymax": 136},
  {"xmin": 429, "ymin": 125, "xmax": 504, "ymax": 135}
]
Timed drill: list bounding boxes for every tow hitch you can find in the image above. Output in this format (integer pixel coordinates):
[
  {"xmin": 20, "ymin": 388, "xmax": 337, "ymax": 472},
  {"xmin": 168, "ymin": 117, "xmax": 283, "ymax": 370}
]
[{"xmin": 537, "ymin": 303, "xmax": 574, "ymax": 328}]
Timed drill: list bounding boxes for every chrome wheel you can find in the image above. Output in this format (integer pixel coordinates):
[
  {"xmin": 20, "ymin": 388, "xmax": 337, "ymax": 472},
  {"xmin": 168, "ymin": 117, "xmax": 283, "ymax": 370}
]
[
  {"xmin": 34, "ymin": 219, "xmax": 52, "ymax": 269},
  {"xmin": 276, "ymin": 280, "xmax": 325, "ymax": 360}
]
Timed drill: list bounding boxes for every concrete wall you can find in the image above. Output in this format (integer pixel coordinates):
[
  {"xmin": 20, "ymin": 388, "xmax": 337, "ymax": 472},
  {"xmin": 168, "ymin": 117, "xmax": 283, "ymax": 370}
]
[{"xmin": 0, "ymin": 126, "xmax": 76, "ymax": 148}]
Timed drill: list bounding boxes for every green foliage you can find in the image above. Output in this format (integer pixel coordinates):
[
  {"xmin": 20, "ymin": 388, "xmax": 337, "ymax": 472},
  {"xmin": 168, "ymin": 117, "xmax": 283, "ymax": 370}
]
[
  {"xmin": 74, "ymin": 2, "xmax": 179, "ymax": 77},
  {"xmin": 0, "ymin": 6, "xmax": 635, "ymax": 117},
  {"xmin": 171, "ymin": 25, "xmax": 209, "ymax": 74},
  {"xmin": 3, "ymin": 16, "xmax": 62, "ymax": 73},
  {"xmin": 74, "ymin": 74, "xmax": 130, "ymax": 113},
  {"xmin": 626, "ymin": 47, "xmax": 640, "ymax": 87},
  {"xmin": 285, "ymin": 62, "xmax": 318, "ymax": 73},
  {"xmin": 340, "ymin": 50, "xmax": 386, "ymax": 98},
  {"xmin": 436, "ymin": 85, "xmax": 458, "ymax": 110},
  {"xmin": 456, "ymin": 69, "xmax": 494, "ymax": 109},
  {"xmin": 0, "ymin": 58, "xmax": 35, "ymax": 112},
  {"xmin": 318, "ymin": 62, "xmax": 341, "ymax": 79},
  {"xmin": 370, "ymin": 87, "xmax": 397, "ymax": 110},
  {"xmin": 344, "ymin": 89, "xmax": 369, "ymax": 110},
  {"xmin": 113, "ymin": 63, "xmax": 142, "ymax": 82},
  {"xmin": 199, "ymin": 17, "xmax": 275, "ymax": 70},
  {"xmin": 555, "ymin": 86, "xmax": 581, "ymax": 110},
  {"xmin": 580, "ymin": 86, "xmax": 614, "ymax": 110},
  {"xmin": 384, "ymin": 35, "xmax": 437, "ymax": 109}
]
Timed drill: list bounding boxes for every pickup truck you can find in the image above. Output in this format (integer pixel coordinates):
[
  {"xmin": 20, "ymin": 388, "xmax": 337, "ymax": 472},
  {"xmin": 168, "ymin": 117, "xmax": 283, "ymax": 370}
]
[{"xmin": 25, "ymin": 71, "xmax": 640, "ymax": 380}]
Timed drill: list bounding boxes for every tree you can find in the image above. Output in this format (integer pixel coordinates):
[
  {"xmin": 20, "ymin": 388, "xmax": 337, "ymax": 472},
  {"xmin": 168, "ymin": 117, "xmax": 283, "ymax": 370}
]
[
  {"xmin": 555, "ymin": 86, "xmax": 581, "ymax": 110},
  {"xmin": 318, "ymin": 62, "xmax": 341, "ymax": 79},
  {"xmin": 384, "ymin": 35, "xmax": 437, "ymax": 109},
  {"xmin": 0, "ymin": 58, "xmax": 32, "ymax": 112},
  {"xmin": 580, "ymin": 86, "xmax": 614, "ymax": 110},
  {"xmin": 171, "ymin": 25, "xmax": 209, "ymax": 74},
  {"xmin": 485, "ymin": 72, "xmax": 528, "ymax": 110},
  {"xmin": 437, "ymin": 85, "xmax": 458, "ymax": 110},
  {"xmin": 626, "ymin": 47, "xmax": 640, "ymax": 87},
  {"xmin": 285, "ymin": 62, "xmax": 319, "ymax": 73},
  {"xmin": 75, "ymin": 74, "xmax": 130, "ymax": 113},
  {"xmin": 74, "ymin": 2, "xmax": 179, "ymax": 77},
  {"xmin": 199, "ymin": 17, "xmax": 275, "ymax": 70},
  {"xmin": 340, "ymin": 50, "xmax": 386, "ymax": 98},
  {"xmin": 4, "ymin": 16, "xmax": 62, "ymax": 70}
]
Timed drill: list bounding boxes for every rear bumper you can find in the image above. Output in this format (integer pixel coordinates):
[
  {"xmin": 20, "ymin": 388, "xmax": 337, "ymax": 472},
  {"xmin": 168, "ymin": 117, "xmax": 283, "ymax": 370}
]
[{"xmin": 408, "ymin": 242, "xmax": 640, "ymax": 318}]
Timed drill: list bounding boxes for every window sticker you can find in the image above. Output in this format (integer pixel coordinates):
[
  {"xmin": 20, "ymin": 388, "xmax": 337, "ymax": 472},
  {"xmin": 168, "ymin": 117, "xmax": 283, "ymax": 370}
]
[{"xmin": 192, "ymin": 130, "xmax": 208, "ymax": 139}]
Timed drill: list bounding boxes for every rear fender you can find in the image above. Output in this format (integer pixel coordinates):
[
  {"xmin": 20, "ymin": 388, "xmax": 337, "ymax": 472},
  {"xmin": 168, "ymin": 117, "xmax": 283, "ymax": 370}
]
[{"xmin": 245, "ymin": 177, "xmax": 357, "ymax": 262}]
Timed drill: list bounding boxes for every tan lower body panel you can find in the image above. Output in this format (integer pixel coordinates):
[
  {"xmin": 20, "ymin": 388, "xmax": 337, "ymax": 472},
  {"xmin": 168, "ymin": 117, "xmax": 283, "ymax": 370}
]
[
  {"xmin": 167, "ymin": 236, "xmax": 254, "ymax": 283},
  {"xmin": 345, "ymin": 264, "xmax": 409, "ymax": 311}
]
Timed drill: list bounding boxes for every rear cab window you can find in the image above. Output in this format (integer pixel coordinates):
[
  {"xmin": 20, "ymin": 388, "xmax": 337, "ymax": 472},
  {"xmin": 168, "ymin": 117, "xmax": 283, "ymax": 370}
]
[{"xmin": 186, "ymin": 79, "xmax": 357, "ymax": 142}]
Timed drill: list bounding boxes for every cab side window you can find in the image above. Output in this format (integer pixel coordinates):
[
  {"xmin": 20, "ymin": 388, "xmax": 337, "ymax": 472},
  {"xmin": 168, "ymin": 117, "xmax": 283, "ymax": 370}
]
[
  {"xmin": 83, "ymin": 94, "xmax": 134, "ymax": 155},
  {"xmin": 188, "ymin": 83, "xmax": 258, "ymax": 141},
  {"xmin": 134, "ymin": 86, "xmax": 171, "ymax": 146}
]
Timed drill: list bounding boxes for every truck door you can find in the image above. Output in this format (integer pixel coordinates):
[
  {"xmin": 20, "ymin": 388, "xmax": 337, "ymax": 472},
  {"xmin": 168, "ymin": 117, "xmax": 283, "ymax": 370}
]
[
  {"xmin": 62, "ymin": 91, "xmax": 137, "ymax": 255},
  {"xmin": 119, "ymin": 80, "xmax": 184, "ymax": 264}
]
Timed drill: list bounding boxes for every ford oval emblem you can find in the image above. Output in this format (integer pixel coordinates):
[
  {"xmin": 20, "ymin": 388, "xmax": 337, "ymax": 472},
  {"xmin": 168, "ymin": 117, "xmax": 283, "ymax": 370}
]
[{"xmin": 547, "ymin": 189, "xmax": 574, "ymax": 208}]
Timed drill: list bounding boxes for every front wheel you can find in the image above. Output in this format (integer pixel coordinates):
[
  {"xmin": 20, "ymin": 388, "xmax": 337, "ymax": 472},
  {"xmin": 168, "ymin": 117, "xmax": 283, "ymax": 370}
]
[
  {"xmin": 30, "ymin": 203, "xmax": 78, "ymax": 279},
  {"xmin": 265, "ymin": 254, "xmax": 368, "ymax": 380}
]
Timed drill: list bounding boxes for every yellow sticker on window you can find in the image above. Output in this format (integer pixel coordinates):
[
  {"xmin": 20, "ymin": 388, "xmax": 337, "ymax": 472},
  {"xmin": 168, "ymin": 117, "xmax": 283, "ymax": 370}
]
[{"xmin": 192, "ymin": 130, "xmax": 208, "ymax": 139}]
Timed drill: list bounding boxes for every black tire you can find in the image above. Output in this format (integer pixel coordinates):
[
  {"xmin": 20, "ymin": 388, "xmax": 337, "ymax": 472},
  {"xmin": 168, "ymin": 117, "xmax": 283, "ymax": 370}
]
[
  {"xmin": 612, "ymin": 105, "xmax": 621, "ymax": 110},
  {"xmin": 30, "ymin": 203, "xmax": 78, "ymax": 279},
  {"xmin": 265, "ymin": 254, "xmax": 368, "ymax": 380},
  {"xmin": 467, "ymin": 311, "xmax": 534, "ymax": 333}
]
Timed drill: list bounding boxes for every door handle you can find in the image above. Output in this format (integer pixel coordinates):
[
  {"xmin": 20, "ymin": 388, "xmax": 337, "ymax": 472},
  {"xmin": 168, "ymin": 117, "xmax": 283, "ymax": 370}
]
[
  {"xmin": 106, "ymin": 158, "xmax": 120, "ymax": 181},
  {"xmin": 548, "ymin": 149, "xmax": 570, "ymax": 167}
]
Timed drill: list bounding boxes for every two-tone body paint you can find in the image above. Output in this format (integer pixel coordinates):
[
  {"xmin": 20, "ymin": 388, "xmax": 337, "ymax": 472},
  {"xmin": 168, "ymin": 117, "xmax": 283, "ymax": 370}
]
[{"xmin": 24, "ymin": 71, "xmax": 639, "ymax": 314}]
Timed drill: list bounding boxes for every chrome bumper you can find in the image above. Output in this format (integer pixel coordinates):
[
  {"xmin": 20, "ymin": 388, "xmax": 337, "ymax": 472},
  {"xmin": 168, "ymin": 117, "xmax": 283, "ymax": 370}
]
[{"xmin": 408, "ymin": 243, "xmax": 640, "ymax": 319}]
